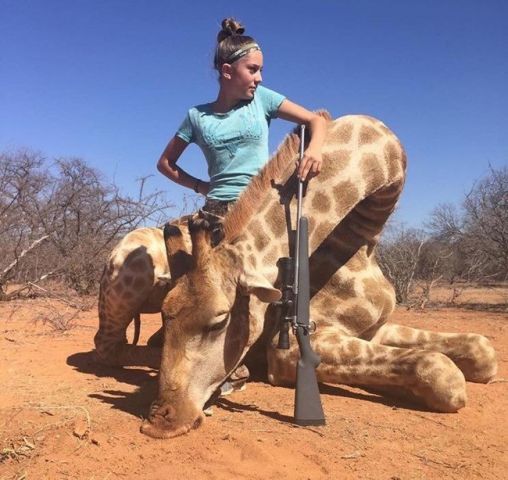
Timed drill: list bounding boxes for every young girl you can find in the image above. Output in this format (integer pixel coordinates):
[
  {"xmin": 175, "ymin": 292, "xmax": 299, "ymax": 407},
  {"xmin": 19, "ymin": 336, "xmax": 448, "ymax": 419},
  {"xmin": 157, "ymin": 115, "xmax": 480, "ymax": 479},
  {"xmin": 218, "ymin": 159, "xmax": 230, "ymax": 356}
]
[{"xmin": 157, "ymin": 18, "xmax": 328, "ymax": 217}]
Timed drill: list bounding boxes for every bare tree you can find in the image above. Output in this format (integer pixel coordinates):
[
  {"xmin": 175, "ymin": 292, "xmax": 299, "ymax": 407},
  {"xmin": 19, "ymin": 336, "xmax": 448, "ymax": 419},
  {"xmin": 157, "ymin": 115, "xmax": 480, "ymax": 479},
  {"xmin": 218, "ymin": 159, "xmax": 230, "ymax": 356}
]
[
  {"xmin": 377, "ymin": 223, "xmax": 426, "ymax": 304},
  {"xmin": 428, "ymin": 166, "xmax": 508, "ymax": 283},
  {"xmin": 0, "ymin": 150, "xmax": 175, "ymax": 297},
  {"xmin": 463, "ymin": 166, "xmax": 508, "ymax": 280}
]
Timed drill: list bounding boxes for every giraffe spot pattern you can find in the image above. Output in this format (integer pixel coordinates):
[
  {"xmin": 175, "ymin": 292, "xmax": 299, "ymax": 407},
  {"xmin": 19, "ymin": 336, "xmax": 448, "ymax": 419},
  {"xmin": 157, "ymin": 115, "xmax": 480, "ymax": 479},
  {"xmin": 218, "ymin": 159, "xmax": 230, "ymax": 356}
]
[
  {"xmin": 317, "ymin": 150, "xmax": 351, "ymax": 182},
  {"xmin": 333, "ymin": 180, "xmax": 360, "ymax": 219},
  {"xmin": 360, "ymin": 153, "xmax": 386, "ymax": 192},
  {"xmin": 311, "ymin": 191, "xmax": 331, "ymax": 213},
  {"xmin": 333, "ymin": 122, "xmax": 354, "ymax": 144},
  {"xmin": 359, "ymin": 125, "xmax": 382, "ymax": 145},
  {"xmin": 266, "ymin": 202, "xmax": 286, "ymax": 237},
  {"xmin": 341, "ymin": 304, "xmax": 376, "ymax": 335}
]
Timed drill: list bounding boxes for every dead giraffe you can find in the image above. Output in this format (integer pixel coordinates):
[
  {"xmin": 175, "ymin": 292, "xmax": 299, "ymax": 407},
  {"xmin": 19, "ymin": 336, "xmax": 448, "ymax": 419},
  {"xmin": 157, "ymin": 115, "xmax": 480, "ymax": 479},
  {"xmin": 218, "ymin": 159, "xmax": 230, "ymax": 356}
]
[{"xmin": 137, "ymin": 114, "xmax": 497, "ymax": 439}]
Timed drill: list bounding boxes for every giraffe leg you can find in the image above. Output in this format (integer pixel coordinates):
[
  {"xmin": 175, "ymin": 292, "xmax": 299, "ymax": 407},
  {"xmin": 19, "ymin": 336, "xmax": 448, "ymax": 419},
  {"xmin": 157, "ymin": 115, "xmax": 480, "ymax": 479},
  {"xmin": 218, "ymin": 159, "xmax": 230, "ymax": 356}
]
[
  {"xmin": 267, "ymin": 328, "xmax": 467, "ymax": 413},
  {"xmin": 94, "ymin": 312, "xmax": 161, "ymax": 368},
  {"xmin": 95, "ymin": 283, "xmax": 161, "ymax": 368},
  {"xmin": 369, "ymin": 324, "xmax": 497, "ymax": 383}
]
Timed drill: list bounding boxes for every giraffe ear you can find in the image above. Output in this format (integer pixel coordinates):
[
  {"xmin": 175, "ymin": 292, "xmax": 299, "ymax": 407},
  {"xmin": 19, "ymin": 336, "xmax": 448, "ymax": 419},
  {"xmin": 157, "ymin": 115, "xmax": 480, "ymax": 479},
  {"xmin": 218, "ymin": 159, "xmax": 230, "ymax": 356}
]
[{"xmin": 238, "ymin": 266, "xmax": 281, "ymax": 303}]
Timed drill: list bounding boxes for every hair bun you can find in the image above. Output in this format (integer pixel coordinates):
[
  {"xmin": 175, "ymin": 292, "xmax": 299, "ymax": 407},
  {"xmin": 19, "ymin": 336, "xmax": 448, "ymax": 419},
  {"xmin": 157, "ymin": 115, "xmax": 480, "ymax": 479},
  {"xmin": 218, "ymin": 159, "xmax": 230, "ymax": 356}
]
[{"xmin": 217, "ymin": 17, "xmax": 245, "ymax": 42}]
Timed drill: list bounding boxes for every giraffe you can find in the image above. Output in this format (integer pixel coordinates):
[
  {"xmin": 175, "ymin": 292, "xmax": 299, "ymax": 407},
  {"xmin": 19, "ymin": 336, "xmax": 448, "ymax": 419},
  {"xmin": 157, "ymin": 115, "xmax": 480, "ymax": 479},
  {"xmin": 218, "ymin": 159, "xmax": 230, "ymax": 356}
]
[{"xmin": 136, "ymin": 114, "xmax": 497, "ymax": 439}]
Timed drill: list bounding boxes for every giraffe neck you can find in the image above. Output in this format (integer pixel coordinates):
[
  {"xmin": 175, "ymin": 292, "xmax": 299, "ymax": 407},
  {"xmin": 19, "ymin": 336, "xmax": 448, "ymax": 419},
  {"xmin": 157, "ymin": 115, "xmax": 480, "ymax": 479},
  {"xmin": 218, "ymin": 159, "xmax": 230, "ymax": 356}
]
[{"xmin": 222, "ymin": 115, "xmax": 406, "ymax": 284}]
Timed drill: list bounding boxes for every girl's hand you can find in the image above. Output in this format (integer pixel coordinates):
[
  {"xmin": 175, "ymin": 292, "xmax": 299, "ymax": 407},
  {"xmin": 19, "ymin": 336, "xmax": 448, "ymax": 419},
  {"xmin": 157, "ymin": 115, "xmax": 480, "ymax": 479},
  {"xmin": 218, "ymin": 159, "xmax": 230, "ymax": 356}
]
[{"xmin": 298, "ymin": 148, "xmax": 323, "ymax": 181}]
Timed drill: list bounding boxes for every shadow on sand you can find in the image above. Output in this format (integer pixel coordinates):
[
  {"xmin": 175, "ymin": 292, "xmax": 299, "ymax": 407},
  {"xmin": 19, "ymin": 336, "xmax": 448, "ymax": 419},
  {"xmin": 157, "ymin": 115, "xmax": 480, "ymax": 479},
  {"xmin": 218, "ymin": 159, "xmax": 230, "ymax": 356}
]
[
  {"xmin": 215, "ymin": 381, "xmax": 434, "ymax": 426},
  {"xmin": 67, "ymin": 352, "xmax": 433, "ymax": 423},
  {"xmin": 67, "ymin": 350, "xmax": 158, "ymax": 418}
]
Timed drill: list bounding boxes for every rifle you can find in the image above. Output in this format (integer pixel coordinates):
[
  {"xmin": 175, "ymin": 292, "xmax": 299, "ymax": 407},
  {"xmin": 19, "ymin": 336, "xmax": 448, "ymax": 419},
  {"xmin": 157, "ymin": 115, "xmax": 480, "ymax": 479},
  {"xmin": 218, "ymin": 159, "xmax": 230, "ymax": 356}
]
[{"xmin": 275, "ymin": 125, "xmax": 325, "ymax": 426}]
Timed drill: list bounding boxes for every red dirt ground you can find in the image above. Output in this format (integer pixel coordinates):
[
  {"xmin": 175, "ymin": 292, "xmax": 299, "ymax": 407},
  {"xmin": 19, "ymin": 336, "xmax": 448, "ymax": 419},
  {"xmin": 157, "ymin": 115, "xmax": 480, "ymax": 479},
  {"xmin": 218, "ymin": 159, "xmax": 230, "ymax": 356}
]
[{"xmin": 1, "ymin": 299, "xmax": 507, "ymax": 480}]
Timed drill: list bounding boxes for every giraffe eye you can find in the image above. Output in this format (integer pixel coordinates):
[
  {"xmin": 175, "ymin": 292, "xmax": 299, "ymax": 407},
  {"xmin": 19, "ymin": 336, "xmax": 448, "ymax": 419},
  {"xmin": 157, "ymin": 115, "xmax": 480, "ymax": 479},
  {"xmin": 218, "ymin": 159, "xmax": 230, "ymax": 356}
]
[{"xmin": 204, "ymin": 312, "xmax": 230, "ymax": 333}]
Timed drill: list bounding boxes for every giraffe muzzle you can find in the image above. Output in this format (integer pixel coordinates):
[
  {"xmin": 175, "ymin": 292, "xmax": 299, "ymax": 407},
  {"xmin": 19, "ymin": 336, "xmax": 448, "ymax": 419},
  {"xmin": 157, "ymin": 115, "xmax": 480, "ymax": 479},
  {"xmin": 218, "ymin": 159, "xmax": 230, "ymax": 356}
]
[{"xmin": 140, "ymin": 402, "xmax": 204, "ymax": 439}]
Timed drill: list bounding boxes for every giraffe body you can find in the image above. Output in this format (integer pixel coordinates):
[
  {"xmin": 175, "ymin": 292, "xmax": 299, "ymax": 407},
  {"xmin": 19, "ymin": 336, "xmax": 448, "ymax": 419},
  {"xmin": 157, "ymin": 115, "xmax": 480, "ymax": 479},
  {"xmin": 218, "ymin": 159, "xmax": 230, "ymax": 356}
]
[{"xmin": 94, "ymin": 115, "xmax": 497, "ymax": 439}]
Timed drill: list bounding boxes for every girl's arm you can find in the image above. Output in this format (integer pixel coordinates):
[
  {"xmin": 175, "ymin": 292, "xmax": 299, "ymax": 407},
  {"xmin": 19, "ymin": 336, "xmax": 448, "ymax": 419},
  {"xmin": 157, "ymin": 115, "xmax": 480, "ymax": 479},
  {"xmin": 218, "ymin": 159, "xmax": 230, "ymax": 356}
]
[
  {"xmin": 157, "ymin": 136, "xmax": 210, "ymax": 195},
  {"xmin": 277, "ymin": 99, "xmax": 328, "ymax": 181}
]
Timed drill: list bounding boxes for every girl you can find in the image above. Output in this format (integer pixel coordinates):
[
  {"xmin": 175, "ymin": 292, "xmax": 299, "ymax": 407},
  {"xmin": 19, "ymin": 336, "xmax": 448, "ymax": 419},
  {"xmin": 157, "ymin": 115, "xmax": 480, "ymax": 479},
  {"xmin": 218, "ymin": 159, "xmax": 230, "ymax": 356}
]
[{"xmin": 157, "ymin": 18, "xmax": 328, "ymax": 217}]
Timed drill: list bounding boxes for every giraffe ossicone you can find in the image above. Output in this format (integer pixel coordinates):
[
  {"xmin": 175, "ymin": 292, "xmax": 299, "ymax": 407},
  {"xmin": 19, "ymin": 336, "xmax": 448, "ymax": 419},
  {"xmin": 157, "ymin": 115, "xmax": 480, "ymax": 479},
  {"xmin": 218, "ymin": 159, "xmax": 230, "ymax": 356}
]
[{"xmin": 94, "ymin": 114, "xmax": 497, "ymax": 439}]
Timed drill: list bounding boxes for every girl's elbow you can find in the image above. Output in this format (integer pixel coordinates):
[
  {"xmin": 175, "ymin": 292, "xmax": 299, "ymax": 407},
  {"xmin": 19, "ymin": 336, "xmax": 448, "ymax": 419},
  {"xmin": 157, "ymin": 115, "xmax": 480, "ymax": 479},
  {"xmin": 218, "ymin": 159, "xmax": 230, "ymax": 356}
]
[
  {"xmin": 156, "ymin": 157, "xmax": 167, "ymax": 173},
  {"xmin": 314, "ymin": 114, "xmax": 327, "ymax": 126},
  {"xmin": 307, "ymin": 113, "xmax": 325, "ymax": 127}
]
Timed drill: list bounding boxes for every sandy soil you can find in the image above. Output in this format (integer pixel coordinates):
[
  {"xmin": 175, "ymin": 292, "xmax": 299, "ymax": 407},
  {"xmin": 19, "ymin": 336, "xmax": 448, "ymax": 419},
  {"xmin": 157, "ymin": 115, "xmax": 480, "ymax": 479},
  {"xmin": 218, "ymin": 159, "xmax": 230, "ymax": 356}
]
[{"xmin": 1, "ymin": 299, "xmax": 507, "ymax": 480}]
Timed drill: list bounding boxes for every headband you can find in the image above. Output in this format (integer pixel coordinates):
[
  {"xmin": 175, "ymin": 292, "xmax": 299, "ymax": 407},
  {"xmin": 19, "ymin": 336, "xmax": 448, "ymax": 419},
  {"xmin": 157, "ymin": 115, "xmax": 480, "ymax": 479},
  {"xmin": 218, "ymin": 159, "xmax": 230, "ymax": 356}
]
[{"xmin": 224, "ymin": 42, "xmax": 261, "ymax": 64}]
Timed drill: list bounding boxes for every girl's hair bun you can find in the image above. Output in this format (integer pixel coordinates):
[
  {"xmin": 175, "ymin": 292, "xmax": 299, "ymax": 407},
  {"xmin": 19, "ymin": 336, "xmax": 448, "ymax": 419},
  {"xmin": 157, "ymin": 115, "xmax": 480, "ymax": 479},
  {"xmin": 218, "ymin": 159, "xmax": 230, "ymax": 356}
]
[
  {"xmin": 217, "ymin": 17, "xmax": 245, "ymax": 43},
  {"xmin": 213, "ymin": 17, "xmax": 256, "ymax": 72}
]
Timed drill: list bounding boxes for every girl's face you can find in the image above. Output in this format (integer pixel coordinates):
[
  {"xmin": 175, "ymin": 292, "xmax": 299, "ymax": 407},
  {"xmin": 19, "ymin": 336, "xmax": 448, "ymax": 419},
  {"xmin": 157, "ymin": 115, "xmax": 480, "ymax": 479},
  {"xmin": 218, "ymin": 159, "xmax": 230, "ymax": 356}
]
[{"xmin": 223, "ymin": 50, "xmax": 264, "ymax": 100}]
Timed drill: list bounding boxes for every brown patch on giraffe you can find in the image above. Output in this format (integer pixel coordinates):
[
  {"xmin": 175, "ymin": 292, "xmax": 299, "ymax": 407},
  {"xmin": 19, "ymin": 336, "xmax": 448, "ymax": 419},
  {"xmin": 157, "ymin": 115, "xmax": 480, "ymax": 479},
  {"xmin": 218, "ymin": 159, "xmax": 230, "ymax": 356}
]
[
  {"xmin": 341, "ymin": 304, "xmax": 375, "ymax": 335},
  {"xmin": 360, "ymin": 153, "xmax": 386, "ymax": 192},
  {"xmin": 333, "ymin": 180, "xmax": 360, "ymax": 218},
  {"xmin": 311, "ymin": 191, "xmax": 331, "ymax": 213},
  {"xmin": 265, "ymin": 202, "xmax": 286, "ymax": 237},
  {"xmin": 333, "ymin": 122, "xmax": 354, "ymax": 144},
  {"xmin": 359, "ymin": 125, "xmax": 382, "ymax": 145},
  {"xmin": 318, "ymin": 150, "xmax": 351, "ymax": 181},
  {"xmin": 254, "ymin": 234, "xmax": 269, "ymax": 252},
  {"xmin": 324, "ymin": 275, "xmax": 357, "ymax": 301}
]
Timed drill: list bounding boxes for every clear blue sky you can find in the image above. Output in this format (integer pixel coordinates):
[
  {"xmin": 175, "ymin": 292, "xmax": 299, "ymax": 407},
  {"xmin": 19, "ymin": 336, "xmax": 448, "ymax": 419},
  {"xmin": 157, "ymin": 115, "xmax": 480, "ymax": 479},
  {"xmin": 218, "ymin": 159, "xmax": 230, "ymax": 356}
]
[{"xmin": 1, "ymin": 0, "xmax": 507, "ymax": 226}]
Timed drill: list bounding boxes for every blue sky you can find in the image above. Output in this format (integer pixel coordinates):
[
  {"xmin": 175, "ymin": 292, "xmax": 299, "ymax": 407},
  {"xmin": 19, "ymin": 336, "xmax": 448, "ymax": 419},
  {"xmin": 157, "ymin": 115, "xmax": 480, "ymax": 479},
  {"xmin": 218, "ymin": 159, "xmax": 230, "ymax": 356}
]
[{"xmin": 1, "ymin": 0, "xmax": 507, "ymax": 226}]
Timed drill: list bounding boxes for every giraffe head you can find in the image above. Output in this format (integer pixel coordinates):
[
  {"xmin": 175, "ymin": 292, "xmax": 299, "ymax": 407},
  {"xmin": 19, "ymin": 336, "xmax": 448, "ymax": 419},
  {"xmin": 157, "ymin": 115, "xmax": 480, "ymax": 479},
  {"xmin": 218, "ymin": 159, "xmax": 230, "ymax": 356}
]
[{"xmin": 141, "ymin": 218, "xmax": 280, "ymax": 439}]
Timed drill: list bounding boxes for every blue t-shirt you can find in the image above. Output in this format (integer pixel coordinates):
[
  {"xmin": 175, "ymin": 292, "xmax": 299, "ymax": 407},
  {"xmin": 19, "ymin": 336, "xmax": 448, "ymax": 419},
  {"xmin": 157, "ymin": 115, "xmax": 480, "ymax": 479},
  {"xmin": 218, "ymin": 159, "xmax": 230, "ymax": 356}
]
[{"xmin": 176, "ymin": 85, "xmax": 286, "ymax": 201}]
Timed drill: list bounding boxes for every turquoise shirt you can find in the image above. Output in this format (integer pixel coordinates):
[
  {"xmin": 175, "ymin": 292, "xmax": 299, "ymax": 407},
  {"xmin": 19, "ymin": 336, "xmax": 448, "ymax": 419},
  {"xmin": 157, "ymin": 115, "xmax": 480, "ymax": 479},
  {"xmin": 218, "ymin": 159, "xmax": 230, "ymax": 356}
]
[{"xmin": 176, "ymin": 85, "xmax": 286, "ymax": 201}]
